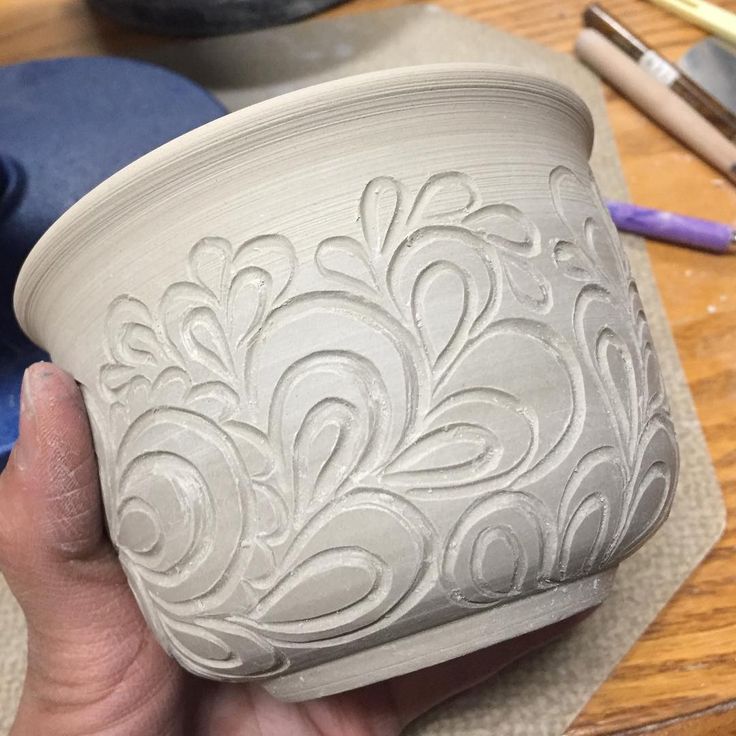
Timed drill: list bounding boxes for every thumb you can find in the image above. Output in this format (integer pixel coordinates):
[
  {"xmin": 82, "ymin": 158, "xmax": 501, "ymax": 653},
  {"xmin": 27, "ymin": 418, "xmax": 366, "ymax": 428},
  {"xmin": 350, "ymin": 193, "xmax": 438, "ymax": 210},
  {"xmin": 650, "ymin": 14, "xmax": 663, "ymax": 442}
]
[{"xmin": 0, "ymin": 363, "xmax": 181, "ymax": 735}]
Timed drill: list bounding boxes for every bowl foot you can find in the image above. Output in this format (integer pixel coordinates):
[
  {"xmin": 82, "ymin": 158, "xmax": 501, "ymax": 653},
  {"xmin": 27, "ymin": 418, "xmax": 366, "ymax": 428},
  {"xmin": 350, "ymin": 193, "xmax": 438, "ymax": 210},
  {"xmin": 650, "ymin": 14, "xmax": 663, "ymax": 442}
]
[{"xmin": 263, "ymin": 569, "xmax": 617, "ymax": 701}]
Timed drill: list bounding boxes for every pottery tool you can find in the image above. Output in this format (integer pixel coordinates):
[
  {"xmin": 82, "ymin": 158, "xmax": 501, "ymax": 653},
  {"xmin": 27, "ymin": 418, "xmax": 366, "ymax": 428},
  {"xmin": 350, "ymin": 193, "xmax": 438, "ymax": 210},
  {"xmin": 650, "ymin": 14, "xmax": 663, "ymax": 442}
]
[
  {"xmin": 607, "ymin": 200, "xmax": 736, "ymax": 251},
  {"xmin": 645, "ymin": 0, "xmax": 736, "ymax": 46},
  {"xmin": 680, "ymin": 37, "xmax": 736, "ymax": 115},
  {"xmin": 584, "ymin": 4, "xmax": 736, "ymax": 140},
  {"xmin": 575, "ymin": 28, "xmax": 736, "ymax": 185}
]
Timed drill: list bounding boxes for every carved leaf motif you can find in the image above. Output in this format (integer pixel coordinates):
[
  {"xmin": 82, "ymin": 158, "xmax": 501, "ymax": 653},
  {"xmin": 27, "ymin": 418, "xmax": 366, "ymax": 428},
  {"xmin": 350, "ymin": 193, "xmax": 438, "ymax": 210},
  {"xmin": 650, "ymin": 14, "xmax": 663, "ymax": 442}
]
[
  {"xmin": 315, "ymin": 236, "xmax": 378, "ymax": 293},
  {"xmin": 630, "ymin": 284, "xmax": 666, "ymax": 415},
  {"xmin": 385, "ymin": 423, "xmax": 501, "ymax": 488},
  {"xmin": 427, "ymin": 387, "xmax": 537, "ymax": 479},
  {"xmin": 463, "ymin": 203, "xmax": 540, "ymax": 257},
  {"xmin": 588, "ymin": 176, "xmax": 631, "ymax": 285},
  {"xmin": 552, "ymin": 239, "xmax": 596, "ymax": 281},
  {"xmin": 247, "ymin": 294, "xmax": 430, "ymax": 488},
  {"xmin": 190, "ymin": 237, "xmax": 231, "ymax": 298},
  {"xmin": 613, "ymin": 414, "xmax": 678, "ymax": 558},
  {"xmin": 461, "ymin": 203, "xmax": 551, "ymax": 313},
  {"xmin": 549, "ymin": 165, "xmax": 630, "ymax": 288},
  {"xmin": 151, "ymin": 367, "xmax": 191, "ymax": 402},
  {"xmin": 574, "ymin": 285, "xmax": 647, "ymax": 464},
  {"xmin": 159, "ymin": 282, "xmax": 223, "ymax": 382},
  {"xmin": 100, "ymin": 363, "xmax": 139, "ymax": 393},
  {"xmin": 161, "ymin": 281, "xmax": 235, "ymax": 383},
  {"xmin": 228, "ymin": 267, "xmax": 272, "ymax": 349},
  {"xmin": 360, "ymin": 176, "xmax": 405, "ymax": 255},
  {"xmin": 644, "ymin": 344, "xmax": 665, "ymax": 415},
  {"xmin": 618, "ymin": 461, "xmax": 671, "ymax": 557},
  {"xmin": 103, "ymin": 296, "xmax": 168, "ymax": 388},
  {"xmin": 559, "ymin": 495, "xmax": 610, "ymax": 578},
  {"xmin": 555, "ymin": 447, "xmax": 625, "ymax": 579},
  {"xmin": 252, "ymin": 491, "xmax": 431, "ymax": 641},
  {"xmin": 291, "ymin": 399, "xmax": 367, "ymax": 514},
  {"xmin": 595, "ymin": 327, "xmax": 638, "ymax": 454},
  {"xmin": 256, "ymin": 549, "xmax": 380, "ymax": 624},
  {"xmin": 163, "ymin": 617, "xmax": 284, "ymax": 679},
  {"xmin": 407, "ymin": 171, "xmax": 480, "ymax": 227},
  {"xmin": 411, "ymin": 261, "xmax": 469, "ymax": 368},
  {"xmin": 387, "ymin": 226, "xmax": 499, "ymax": 372},
  {"xmin": 121, "ymin": 323, "xmax": 161, "ymax": 364},
  {"xmin": 550, "ymin": 165, "xmax": 589, "ymax": 232},
  {"xmin": 231, "ymin": 234, "xmax": 297, "ymax": 303},
  {"xmin": 432, "ymin": 319, "xmax": 584, "ymax": 491},
  {"xmin": 503, "ymin": 257, "xmax": 551, "ymax": 312},
  {"xmin": 267, "ymin": 357, "xmax": 379, "ymax": 517},
  {"xmin": 554, "ymin": 413, "xmax": 678, "ymax": 579},
  {"xmin": 183, "ymin": 307, "xmax": 235, "ymax": 379}
]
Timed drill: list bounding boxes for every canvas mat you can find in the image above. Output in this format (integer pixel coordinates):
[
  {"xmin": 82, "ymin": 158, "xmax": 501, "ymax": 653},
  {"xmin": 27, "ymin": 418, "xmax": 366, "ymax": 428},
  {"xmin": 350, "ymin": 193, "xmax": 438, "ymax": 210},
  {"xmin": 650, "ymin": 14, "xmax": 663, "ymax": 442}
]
[{"xmin": 0, "ymin": 6, "xmax": 725, "ymax": 734}]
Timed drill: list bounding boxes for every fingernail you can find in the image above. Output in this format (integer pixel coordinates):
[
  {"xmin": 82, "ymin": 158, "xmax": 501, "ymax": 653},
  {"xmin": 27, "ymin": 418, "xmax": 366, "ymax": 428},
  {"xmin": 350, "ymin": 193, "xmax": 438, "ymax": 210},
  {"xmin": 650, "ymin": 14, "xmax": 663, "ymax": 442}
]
[
  {"xmin": 20, "ymin": 367, "xmax": 36, "ymax": 419},
  {"xmin": 12, "ymin": 366, "xmax": 40, "ymax": 470}
]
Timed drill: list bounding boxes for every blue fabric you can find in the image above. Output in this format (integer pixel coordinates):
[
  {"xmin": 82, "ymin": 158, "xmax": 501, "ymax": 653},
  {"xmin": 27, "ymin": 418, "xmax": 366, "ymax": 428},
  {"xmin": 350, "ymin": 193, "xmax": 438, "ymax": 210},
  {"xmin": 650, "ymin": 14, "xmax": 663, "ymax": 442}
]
[{"xmin": 0, "ymin": 56, "xmax": 227, "ymax": 468}]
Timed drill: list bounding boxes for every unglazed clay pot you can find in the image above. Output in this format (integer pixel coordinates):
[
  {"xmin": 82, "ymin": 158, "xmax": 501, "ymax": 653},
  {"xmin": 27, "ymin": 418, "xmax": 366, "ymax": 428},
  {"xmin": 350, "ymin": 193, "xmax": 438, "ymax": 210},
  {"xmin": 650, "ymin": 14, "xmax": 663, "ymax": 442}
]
[{"xmin": 14, "ymin": 65, "xmax": 679, "ymax": 701}]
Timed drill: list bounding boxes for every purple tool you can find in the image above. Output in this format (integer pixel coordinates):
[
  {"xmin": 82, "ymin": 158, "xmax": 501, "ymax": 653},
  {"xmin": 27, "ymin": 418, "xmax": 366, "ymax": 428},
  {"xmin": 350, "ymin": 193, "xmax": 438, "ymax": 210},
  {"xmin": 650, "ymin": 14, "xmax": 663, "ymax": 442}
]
[{"xmin": 607, "ymin": 200, "xmax": 735, "ymax": 253}]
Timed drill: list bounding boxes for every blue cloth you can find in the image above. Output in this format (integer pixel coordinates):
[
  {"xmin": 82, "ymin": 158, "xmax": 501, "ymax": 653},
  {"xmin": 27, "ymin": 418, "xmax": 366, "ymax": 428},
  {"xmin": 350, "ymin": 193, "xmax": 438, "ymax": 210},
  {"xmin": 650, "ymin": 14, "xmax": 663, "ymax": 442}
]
[{"xmin": 0, "ymin": 56, "xmax": 227, "ymax": 467}]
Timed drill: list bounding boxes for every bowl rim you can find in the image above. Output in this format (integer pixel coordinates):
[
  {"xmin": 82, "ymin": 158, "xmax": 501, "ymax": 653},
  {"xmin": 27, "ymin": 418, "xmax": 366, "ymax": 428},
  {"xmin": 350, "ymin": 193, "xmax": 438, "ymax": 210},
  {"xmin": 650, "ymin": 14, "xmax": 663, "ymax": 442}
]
[{"xmin": 14, "ymin": 63, "xmax": 594, "ymax": 344}]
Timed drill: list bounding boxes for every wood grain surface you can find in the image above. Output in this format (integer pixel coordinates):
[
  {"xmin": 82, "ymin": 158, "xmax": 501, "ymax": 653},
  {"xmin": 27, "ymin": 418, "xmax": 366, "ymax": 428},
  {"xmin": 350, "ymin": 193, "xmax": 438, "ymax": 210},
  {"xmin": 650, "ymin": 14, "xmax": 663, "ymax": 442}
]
[{"xmin": 2, "ymin": 1, "xmax": 735, "ymax": 734}]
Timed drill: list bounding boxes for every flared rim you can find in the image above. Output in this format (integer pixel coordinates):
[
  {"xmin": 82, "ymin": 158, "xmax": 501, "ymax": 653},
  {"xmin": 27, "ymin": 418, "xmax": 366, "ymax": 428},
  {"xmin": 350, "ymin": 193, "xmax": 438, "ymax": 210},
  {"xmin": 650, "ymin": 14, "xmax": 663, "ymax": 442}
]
[{"xmin": 14, "ymin": 63, "xmax": 594, "ymax": 344}]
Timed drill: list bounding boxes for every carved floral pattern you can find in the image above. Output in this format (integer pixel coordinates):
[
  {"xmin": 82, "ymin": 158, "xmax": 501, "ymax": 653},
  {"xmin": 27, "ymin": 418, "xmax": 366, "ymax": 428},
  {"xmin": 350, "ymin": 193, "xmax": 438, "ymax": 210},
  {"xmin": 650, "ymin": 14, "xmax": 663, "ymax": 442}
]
[
  {"xmin": 548, "ymin": 166, "xmax": 678, "ymax": 579},
  {"xmin": 87, "ymin": 170, "xmax": 678, "ymax": 679}
]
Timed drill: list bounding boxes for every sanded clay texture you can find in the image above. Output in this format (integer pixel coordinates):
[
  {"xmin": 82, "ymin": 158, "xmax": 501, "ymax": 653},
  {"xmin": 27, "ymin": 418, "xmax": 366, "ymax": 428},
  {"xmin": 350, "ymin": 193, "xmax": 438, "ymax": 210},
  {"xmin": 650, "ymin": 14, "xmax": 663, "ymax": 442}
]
[{"xmin": 15, "ymin": 65, "xmax": 678, "ymax": 700}]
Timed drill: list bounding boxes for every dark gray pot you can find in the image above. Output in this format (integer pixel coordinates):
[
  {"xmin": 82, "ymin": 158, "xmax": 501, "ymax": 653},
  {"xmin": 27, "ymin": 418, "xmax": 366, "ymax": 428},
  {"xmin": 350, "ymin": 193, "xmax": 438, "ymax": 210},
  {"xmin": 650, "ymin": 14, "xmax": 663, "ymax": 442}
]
[{"xmin": 88, "ymin": 0, "xmax": 350, "ymax": 37}]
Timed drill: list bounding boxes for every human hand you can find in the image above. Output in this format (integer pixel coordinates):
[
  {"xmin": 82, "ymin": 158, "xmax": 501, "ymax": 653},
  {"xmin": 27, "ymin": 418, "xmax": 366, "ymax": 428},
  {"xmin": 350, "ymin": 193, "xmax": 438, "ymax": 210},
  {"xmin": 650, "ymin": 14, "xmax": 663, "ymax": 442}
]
[{"xmin": 0, "ymin": 363, "xmax": 578, "ymax": 736}]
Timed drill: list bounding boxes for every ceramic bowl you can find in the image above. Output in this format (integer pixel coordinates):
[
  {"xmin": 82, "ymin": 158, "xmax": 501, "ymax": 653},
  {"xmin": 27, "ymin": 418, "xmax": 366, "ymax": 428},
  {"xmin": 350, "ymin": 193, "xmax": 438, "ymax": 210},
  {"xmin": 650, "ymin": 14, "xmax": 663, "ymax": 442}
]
[{"xmin": 14, "ymin": 65, "xmax": 679, "ymax": 701}]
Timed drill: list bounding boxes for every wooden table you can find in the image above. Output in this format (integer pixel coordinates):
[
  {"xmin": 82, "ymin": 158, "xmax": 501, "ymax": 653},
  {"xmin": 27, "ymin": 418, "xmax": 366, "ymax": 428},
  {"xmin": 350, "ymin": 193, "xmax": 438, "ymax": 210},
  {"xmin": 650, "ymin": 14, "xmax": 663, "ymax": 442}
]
[{"xmin": 2, "ymin": 0, "xmax": 735, "ymax": 733}]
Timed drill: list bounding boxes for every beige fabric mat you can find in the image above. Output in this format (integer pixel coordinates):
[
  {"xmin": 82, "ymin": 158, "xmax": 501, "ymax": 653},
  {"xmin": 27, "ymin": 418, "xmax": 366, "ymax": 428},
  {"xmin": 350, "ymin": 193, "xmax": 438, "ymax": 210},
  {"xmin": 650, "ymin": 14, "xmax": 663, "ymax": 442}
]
[{"xmin": 0, "ymin": 6, "xmax": 725, "ymax": 734}]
